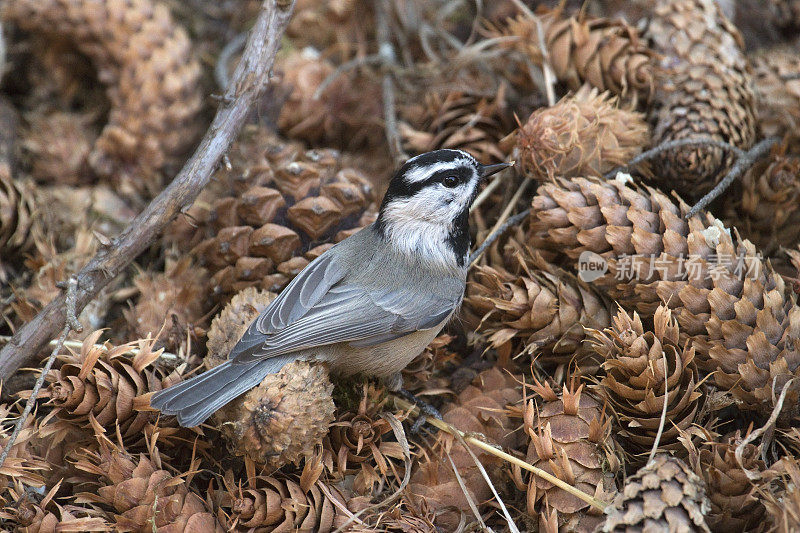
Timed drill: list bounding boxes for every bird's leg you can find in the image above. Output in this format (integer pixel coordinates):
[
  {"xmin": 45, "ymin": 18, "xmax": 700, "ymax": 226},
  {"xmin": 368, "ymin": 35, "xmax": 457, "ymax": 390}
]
[{"xmin": 384, "ymin": 372, "xmax": 442, "ymax": 432}]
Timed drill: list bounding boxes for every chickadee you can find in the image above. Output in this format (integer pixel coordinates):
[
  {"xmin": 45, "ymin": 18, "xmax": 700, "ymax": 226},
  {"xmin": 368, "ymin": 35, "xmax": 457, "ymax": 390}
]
[{"xmin": 150, "ymin": 149, "xmax": 512, "ymax": 426}]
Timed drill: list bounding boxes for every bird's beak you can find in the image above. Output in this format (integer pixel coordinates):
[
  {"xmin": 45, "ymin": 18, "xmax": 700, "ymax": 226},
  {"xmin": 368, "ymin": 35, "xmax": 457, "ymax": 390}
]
[{"xmin": 478, "ymin": 161, "xmax": 515, "ymax": 179}]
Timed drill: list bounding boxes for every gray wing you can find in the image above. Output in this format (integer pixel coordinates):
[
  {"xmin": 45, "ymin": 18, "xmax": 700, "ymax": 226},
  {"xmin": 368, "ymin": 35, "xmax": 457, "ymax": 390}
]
[{"xmin": 230, "ymin": 256, "xmax": 461, "ymax": 364}]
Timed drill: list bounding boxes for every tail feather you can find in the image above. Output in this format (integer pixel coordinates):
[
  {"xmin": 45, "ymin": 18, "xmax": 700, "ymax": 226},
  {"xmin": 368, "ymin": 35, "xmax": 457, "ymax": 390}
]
[{"xmin": 150, "ymin": 356, "xmax": 296, "ymax": 427}]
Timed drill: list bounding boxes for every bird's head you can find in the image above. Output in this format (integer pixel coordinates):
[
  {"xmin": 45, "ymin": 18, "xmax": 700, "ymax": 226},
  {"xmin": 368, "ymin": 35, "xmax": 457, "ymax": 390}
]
[{"xmin": 375, "ymin": 149, "xmax": 512, "ymax": 271}]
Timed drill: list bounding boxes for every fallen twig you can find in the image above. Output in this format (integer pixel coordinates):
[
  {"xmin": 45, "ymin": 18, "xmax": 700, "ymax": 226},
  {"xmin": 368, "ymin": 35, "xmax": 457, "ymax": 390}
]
[
  {"xmin": 377, "ymin": 0, "xmax": 407, "ymax": 163},
  {"xmin": 601, "ymin": 136, "xmax": 780, "ymax": 218},
  {"xmin": 0, "ymin": 325, "xmax": 69, "ymax": 470},
  {"xmin": 0, "ymin": 0, "xmax": 296, "ymax": 382},
  {"xmin": 470, "ymin": 208, "xmax": 531, "ymax": 266},
  {"xmin": 393, "ymin": 395, "xmax": 609, "ymax": 512}
]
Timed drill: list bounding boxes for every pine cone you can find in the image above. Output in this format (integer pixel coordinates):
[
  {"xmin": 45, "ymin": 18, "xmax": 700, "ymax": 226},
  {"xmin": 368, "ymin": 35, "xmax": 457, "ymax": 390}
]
[
  {"xmin": 34, "ymin": 331, "xmax": 176, "ymax": 438},
  {"xmin": 399, "ymin": 88, "xmax": 514, "ymax": 163},
  {"xmin": 285, "ymin": 0, "xmax": 367, "ymax": 59},
  {"xmin": 750, "ymin": 47, "xmax": 800, "ymax": 146},
  {"xmin": 170, "ymin": 125, "xmax": 377, "ymax": 299},
  {"xmin": 516, "ymin": 85, "xmax": 649, "ymax": 180},
  {"xmin": 723, "ymin": 147, "xmax": 800, "ymax": 255},
  {"xmin": 73, "ymin": 440, "xmax": 224, "ymax": 532},
  {"xmin": 464, "ymin": 245, "xmax": 611, "ymax": 367},
  {"xmin": 530, "ymin": 176, "xmax": 800, "ymax": 417},
  {"xmin": 275, "ymin": 48, "xmax": 384, "ymax": 150},
  {"xmin": 19, "ymin": 110, "xmax": 95, "ymax": 186},
  {"xmin": 215, "ymin": 470, "xmax": 352, "ymax": 532},
  {"xmin": 591, "ymin": 305, "xmax": 703, "ymax": 465},
  {"xmin": 0, "ymin": 494, "xmax": 111, "ymax": 533},
  {"xmin": 602, "ymin": 454, "xmax": 711, "ymax": 532},
  {"xmin": 409, "ymin": 367, "xmax": 522, "ymax": 530},
  {"xmin": 124, "ymin": 255, "xmax": 211, "ymax": 352},
  {"xmin": 524, "ymin": 378, "xmax": 619, "ymax": 532},
  {"xmin": 499, "ymin": 10, "xmax": 655, "ymax": 105},
  {"xmin": 198, "ymin": 286, "xmax": 335, "ymax": 467},
  {"xmin": 2, "ymin": 0, "xmax": 204, "ymax": 199},
  {"xmin": 327, "ymin": 384, "xmax": 406, "ymax": 495},
  {"xmin": 697, "ymin": 431, "xmax": 767, "ymax": 532},
  {"xmin": 644, "ymin": 0, "xmax": 757, "ymax": 200},
  {"xmin": 214, "ymin": 360, "xmax": 335, "ymax": 468}
]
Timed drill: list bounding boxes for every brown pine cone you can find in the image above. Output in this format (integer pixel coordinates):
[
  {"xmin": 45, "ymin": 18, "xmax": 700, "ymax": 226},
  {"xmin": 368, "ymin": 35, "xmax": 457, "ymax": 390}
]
[
  {"xmin": 697, "ymin": 431, "xmax": 767, "ymax": 532},
  {"xmin": 499, "ymin": 9, "xmax": 655, "ymax": 105},
  {"xmin": 516, "ymin": 85, "xmax": 649, "ymax": 180},
  {"xmin": 464, "ymin": 245, "xmax": 611, "ymax": 367},
  {"xmin": 0, "ymin": 493, "xmax": 111, "ymax": 533},
  {"xmin": 2, "ymin": 0, "xmax": 204, "ymax": 199},
  {"xmin": 200, "ymin": 286, "xmax": 335, "ymax": 467},
  {"xmin": 524, "ymin": 378, "xmax": 619, "ymax": 532},
  {"xmin": 35, "ymin": 331, "xmax": 177, "ymax": 438},
  {"xmin": 169, "ymin": 125, "xmax": 377, "ymax": 299},
  {"xmin": 723, "ymin": 147, "xmax": 800, "ymax": 255},
  {"xmin": 275, "ymin": 48, "xmax": 384, "ymax": 150},
  {"xmin": 327, "ymin": 384, "xmax": 406, "ymax": 495},
  {"xmin": 409, "ymin": 367, "xmax": 522, "ymax": 530},
  {"xmin": 399, "ymin": 88, "xmax": 514, "ymax": 163},
  {"xmin": 124, "ymin": 255, "xmax": 211, "ymax": 352},
  {"xmin": 530, "ymin": 176, "xmax": 800, "ymax": 417},
  {"xmin": 73, "ymin": 440, "xmax": 224, "ymax": 532},
  {"xmin": 215, "ymin": 471, "xmax": 352, "ymax": 532},
  {"xmin": 644, "ymin": 0, "xmax": 756, "ymax": 200},
  {"xmin": 591, "ymin": 305, "xmax": 703, "ymax": 465},
  {"xmin": 602, "ymin": 454, "xmax": 710, "ymax": 532},
  {"xmin": 285, "ymin": 0, "xmax": 368, "ymax": 60},
  {"xmin": 750, "ymin": 47, "xmax": 800, "ymax": 146},
  {"xmin": 214, "ymin": 360, "xmax": 335, "ymax": 469}
]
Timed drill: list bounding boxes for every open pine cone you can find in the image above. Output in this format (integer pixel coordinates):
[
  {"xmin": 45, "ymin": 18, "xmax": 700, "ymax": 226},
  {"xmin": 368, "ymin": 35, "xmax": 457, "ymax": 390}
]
[
  {"xmin": 530, "ymin": 176, "xmax": 800, "ymax": 418},
  {"xmin": 751, "ymin": 47, "xmax": 800, "ymax": 146},
  {"xmin": 723, "ymin": 146, "xmax": 800, "ymax": 255},
  {"xmin": 523, "ymin": 377, "xmax": 619, "ymax": 532},
  {"xmin": 591, "ymin": 305, "xmax": 703, "ymax": 465},
  {"xmin": 464, "ymin": 245, "xmax": 611, "ymax": 367},
  {"xmin": 73, "ymin": 440, "xmax": 223, "ymax": 531},
  {"xmin": 399, "ymin": 87, "xmax": 514, "ymax": 163},
  {"xmin": 644, "ymin": 0, "xmax": 756, "ymax": 200},
  {"xmin": 215, "ymin": 470, "xmax": 352, "ymax": 532},
  {"xmin": 602, "ymin": 454, "xmax": 711, "ymax": 532},
  {"xmin": 697, "ymin": 431, "xmax": 767, "ymax": 532},
  {"xmin": 498, "ymin": 9, "xmax": 655, "ymax": 105},
  {"xmin": 167, "ymin": 125, "xmax": 377, "ymax": 300}
]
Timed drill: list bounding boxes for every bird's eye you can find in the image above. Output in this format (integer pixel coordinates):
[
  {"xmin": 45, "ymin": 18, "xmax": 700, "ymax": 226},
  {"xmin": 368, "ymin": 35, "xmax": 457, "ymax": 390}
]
[{"xmin": 442, "ymin": 175, "xmax": 458, "ymax": 188}]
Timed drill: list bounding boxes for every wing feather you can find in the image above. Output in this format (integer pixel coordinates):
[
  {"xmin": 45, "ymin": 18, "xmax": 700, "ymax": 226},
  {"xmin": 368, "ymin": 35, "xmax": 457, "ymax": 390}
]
[{"xmin": 229, "ymin": 246, "xmax": 463, "ymax": 364}]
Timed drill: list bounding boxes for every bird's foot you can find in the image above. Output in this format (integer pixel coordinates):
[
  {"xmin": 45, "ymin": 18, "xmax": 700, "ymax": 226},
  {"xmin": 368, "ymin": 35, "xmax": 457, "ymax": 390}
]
[{"xmin": 398, "ymin": 388, "xmax": 442, "ymax": 433}]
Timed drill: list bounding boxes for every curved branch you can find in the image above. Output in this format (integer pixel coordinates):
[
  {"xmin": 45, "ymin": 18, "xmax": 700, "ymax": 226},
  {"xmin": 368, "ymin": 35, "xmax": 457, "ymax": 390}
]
[{"xmin": 0, "ymin": 0, "xmax": 296, "ymax": 381}]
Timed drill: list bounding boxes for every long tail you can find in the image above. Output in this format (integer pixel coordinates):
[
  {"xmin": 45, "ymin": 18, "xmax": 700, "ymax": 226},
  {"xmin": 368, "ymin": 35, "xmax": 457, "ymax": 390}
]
[{"xmin": 150, "ymin": 355, "xmax": 297, "ymax": 427}]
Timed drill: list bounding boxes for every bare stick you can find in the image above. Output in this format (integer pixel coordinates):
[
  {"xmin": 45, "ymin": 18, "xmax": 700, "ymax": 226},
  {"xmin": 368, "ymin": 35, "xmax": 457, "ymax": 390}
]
[
  {"xmin": 393, "ymin": 395, "xmax": 609, "ymax": 511},
  {"xmin": 602, "ymin": 137, "xmax": 747, "ymax": 180},
  {"xmin": 686, "ymin": 137, "xmax": 779, "ymax": 218},
  {"xmin": 0, "ymin": 0, "xmax": 297, "ymax": 382},
  {"xmin": 0, "ymin": 325, "xmax": 68, "ymax": 469},
  {"xmin": 65, "ymin": 276, "xmax": 83, "ymax": 332}
]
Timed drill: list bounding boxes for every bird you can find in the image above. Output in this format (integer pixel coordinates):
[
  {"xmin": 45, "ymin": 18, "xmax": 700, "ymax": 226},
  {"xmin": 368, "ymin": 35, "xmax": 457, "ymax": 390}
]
[{"xmin": 150, "ymin": 149, "xmax": 512, "ymax": 427}]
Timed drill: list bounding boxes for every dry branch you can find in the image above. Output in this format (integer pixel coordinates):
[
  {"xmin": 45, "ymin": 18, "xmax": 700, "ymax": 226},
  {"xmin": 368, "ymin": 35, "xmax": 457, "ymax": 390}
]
[{"xmin": 0, "ymin": 0, "xmax": 297, "ymax": 381}]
